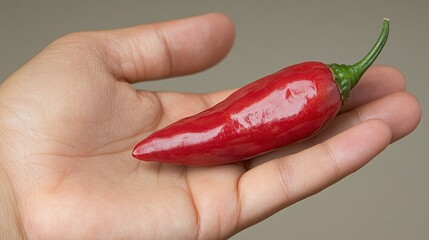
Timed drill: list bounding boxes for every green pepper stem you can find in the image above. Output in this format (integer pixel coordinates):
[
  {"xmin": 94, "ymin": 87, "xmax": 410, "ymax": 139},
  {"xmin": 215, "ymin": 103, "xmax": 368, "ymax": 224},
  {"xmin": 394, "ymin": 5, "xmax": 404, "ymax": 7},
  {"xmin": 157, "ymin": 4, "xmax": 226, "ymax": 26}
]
[
  {"xmin": 329, "ymin": 18, "xmax": 390, "ymax": 102},
  {"xmin": 352, "ymin": 18, "xmax": 390, "ymax": 81}
]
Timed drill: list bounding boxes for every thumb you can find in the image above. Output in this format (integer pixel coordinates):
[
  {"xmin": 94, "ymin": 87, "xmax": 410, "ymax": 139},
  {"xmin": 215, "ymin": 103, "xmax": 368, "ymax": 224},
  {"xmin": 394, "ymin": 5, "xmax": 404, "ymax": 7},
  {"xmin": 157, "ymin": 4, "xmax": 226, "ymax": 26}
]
[
  {"xmin": 40, "ymin": 13, "xmax": 236, "ymax": 83},
  {"xmin": 101, "ymin": 12, "xmax": 235, "ymax": 82}
]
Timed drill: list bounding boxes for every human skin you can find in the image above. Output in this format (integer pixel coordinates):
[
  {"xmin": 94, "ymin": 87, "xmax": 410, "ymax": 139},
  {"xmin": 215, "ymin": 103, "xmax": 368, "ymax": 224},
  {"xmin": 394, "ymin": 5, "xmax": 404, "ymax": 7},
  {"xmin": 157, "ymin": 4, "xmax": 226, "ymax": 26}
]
[{"xmin": 0, "ymin": 13, "xmax": 421, "ymax": 239}]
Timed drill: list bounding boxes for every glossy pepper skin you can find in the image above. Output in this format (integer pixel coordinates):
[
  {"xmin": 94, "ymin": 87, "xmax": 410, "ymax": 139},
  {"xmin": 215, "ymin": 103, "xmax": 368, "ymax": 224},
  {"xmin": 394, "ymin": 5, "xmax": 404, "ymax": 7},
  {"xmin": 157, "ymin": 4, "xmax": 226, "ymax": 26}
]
[{"xmin": 133, "ymin": 19, "xmax": 390, "ymax": 166}]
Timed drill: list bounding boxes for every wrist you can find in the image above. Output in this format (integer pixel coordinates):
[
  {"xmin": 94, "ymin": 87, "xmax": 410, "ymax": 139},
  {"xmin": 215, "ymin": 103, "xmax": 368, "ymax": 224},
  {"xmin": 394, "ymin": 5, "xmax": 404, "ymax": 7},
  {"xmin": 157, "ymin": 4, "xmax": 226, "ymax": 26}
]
[{"xmin": 0, "ymin": 157, "xmax": 25, "ymax": 239}]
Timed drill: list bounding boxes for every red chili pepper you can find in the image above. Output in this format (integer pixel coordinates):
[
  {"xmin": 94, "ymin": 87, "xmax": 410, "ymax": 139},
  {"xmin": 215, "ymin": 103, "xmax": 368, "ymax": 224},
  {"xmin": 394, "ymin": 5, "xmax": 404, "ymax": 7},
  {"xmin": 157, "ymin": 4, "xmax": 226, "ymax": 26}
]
[{"xmin": 132, "ymin": 19, "xmax": 390, "ymax": 166}]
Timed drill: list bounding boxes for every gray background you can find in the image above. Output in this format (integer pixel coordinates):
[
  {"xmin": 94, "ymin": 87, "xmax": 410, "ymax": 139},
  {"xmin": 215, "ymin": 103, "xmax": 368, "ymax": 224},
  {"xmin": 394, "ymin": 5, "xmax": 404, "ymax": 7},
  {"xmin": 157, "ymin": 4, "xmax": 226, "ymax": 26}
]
[{"xmin": 1, "ymin": 0, "xmax": 427, "ymax": 239}]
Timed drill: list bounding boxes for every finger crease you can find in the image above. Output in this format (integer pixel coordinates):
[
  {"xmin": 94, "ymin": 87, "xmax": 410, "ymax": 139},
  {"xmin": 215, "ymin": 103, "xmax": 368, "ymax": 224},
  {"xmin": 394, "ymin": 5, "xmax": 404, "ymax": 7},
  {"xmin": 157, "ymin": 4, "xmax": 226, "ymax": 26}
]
[
  {"xmin": 321, "ymin": 142, "xmax": 342, "ymax": 177},
  {"xmin": 234, "ymin": 176, "xmax": 245, "ymax": 233},
  {"xmin": 184, "ymin": 170, "xmax": 203, "ymax": 240},
  {"xmin": 154, "ymin": 24, "xmax": 174, "ymax": 77},
  {"xmin": 354, "ymin": 106, "xmax": 366, "ymax": 123},
  {"xmin": 274, "ymin": 157, "xmax": 295, "ymax": 201}
]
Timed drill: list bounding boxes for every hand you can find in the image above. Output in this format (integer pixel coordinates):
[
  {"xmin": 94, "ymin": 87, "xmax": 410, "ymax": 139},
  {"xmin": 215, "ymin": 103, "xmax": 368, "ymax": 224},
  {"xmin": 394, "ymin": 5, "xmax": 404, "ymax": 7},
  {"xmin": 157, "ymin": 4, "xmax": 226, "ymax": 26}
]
[{"xmin": 0, "ymin": 13, "xmax": 421, "ymax": 239}]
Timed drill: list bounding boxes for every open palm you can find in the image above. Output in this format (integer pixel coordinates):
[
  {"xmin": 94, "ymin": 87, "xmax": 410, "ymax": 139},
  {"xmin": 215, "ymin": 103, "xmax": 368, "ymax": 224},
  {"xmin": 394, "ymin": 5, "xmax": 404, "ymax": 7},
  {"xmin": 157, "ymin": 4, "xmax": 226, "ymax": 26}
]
[{"xmin": 0, "ymin": 13, "xmax": 421, "ymax": 239}]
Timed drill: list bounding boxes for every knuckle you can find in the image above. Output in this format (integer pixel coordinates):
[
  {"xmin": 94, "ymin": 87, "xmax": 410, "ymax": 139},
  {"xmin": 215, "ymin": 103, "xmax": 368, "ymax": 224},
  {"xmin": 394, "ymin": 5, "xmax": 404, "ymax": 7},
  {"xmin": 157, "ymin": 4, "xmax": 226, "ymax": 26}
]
[
  {"xmin": 46, "ymin": 31, "xmax": 106, "ymax": 59},
  {"xmin": 54, "ymin": 31, "xmax": 97, "ymax": 46}
]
